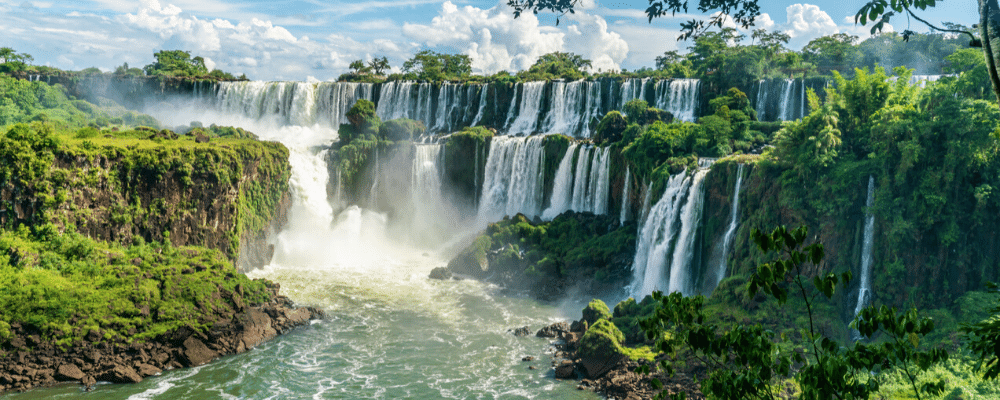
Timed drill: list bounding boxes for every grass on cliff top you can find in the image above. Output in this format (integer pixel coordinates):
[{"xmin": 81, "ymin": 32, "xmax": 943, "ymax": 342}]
[{"xmin": 0, "ymin": 224, "xmax": 273, "ymax": 350}]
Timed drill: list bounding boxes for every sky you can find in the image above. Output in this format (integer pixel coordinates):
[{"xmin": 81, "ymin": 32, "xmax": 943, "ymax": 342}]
[{"xmin": 0, "ymin": 0, "xmax": 983, "ymax": 81}]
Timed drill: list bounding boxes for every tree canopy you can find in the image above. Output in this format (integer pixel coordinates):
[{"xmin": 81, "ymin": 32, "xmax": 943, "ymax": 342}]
[{"xmin": 402, "ymin": 50, "xmax": 471, "ymax": 81}]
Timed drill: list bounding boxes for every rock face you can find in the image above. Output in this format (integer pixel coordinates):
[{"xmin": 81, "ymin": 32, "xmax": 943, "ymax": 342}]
[
  {"xmin": 0, "ymin": 136, "xmax": 292, "ymax": 273},
  {"xmin": 0, "ymin": 288, "xmax": 324, "ymax": 394}
]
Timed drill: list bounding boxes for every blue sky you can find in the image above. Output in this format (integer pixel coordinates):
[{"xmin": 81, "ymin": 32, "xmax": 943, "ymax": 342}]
[{"xmin": 0, "ymin": 0, "xmax": 982, "ymax": 81}]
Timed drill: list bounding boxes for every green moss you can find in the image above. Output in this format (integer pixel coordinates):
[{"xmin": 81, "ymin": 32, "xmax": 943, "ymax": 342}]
[
  {"xmin": 582, "ymin": 299, "xmax": 611, "ymax": 325},
  {"xmin": 0, "ymin": 228, "xmax": 272, "ymax": 347}
]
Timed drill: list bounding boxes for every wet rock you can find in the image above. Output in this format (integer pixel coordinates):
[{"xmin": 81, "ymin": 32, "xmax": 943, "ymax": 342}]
[
  {"xmin": 428, "ymin": 267, "xmax": 453, "ymax": 280},
  {"xmin": 55, "ymin": 364, "xmax": 85, "ymax": 381},
  {"xmin": 180, "ymin": 337, "xmax": 217, "ymax": 367},
  {"xmin": 97, "ymin": 364, "xmax": 142, "ymax": 384},
  {"xmin": 136, "ymin": 363, "xmax": 162, "ymax": 377},
  {"xmin": 511, "ymin": 326, "xmax": 531, "ymax": 337},
  {"xmin": 536, "ymin": 322, "xmax": 570, "ymax": 338},
  {"xmin": 554, "ymin": 360, "xmax": 576, "ymax": 379},
  {"xmin": 522, "ymin": 356, "xmax": 535, "ymax": 362}
]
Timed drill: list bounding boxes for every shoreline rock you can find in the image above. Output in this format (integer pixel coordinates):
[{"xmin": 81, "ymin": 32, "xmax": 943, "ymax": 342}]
[
  {"xmin": 532, "ymin": 320, "xmax": 706, "ymax": 400},
  {"xmin": 0, "ymin": 288, "xmax": 324, "ymax": 394}
]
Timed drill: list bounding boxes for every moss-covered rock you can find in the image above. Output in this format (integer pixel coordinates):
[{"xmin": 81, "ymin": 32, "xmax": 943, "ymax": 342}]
[
  {"xmin": 593, "ymin": 111, "xmax": 627, "ymax": 145},
  {"xmin": 0, "ymin": 122, "xmax": 290, "ymax": 269},
  {"xmin": 577, "ymin": 319, "xmax": 628, "ymax": 378},
  {"xmin": 582, "ymin": 299, "xmax": 612, "ymax": 325},
  {"xmin": 379, "ymin": 118, "xmax": 426, "ymax": 141},
  {"xmin": 445, "ymin": 211, "xmax": 636, "ymax": 300}
]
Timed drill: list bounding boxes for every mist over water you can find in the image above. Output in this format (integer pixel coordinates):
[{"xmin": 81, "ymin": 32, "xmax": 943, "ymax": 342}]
[{"xmin": 0, "ymin": 92, "xmax": 603, "ymax": 399}]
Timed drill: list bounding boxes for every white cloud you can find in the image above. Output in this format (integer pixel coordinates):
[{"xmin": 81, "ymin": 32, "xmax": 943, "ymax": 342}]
[{"xmin": 402, "ymin": 1, "xmax": 628, "ymax": 74}]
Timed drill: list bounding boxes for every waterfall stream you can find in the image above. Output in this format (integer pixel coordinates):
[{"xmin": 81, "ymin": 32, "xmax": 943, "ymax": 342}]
[
  {"xmin": 715, "ymin": 164, "xmax": 745, "ymax": 286},
  {"xmin": 854, "ymin": 176, "xmax": 877, "ymax": 317}
]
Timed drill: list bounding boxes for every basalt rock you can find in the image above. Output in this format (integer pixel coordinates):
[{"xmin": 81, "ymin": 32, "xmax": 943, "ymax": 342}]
[{"xmin": 0, "ymin": 289, "xmax": 324, "ymax": 395}]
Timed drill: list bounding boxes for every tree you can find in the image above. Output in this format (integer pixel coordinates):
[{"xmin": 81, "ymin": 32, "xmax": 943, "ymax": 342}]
[
  {"xmin": 520, "ymin": 51, "xmax": 592, "ymax": 80},
  {"xmin": 508, "ymin": 0, "xmax": 1000, "ymax": 104},
  {"xmin": 348, "ymin": 60, "xmax": 371, "ymax": 74},
  {"xmin": 143, "ymin": 50, "xmax": 209, "ymax": 77},
  {"xmin": 402, "ymin": 50, "xmax": 471, "ymax": 81},
  {"xmin": 368, "ymin": 56, "xmax": 390, "ymax": 75},
  {"xmin": 0, "ymin": 47, "xmax": 32, "ymax": 64},
  {"xmin": 803, "ymin": 34, "xmax": 859, "ymax": 74}
]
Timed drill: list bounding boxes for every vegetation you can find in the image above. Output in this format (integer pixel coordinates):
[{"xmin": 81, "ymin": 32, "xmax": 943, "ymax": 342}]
[
  {"xmin": 0, "ymin": 64, "xmax": 290, "ymax": 354},
  {"xmin": 0, "ymin": 226, "xmax": 272, "ymax": 347}
]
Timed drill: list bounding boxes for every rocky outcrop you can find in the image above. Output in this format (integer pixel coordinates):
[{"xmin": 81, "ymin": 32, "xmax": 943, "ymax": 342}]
[
  {"xmin": 0, "ymin": 134, "xmax": 292, "ymax": 273},
  {"xmin": 0, "ymin": 285, "xmax": 323, "ymax": 394}
]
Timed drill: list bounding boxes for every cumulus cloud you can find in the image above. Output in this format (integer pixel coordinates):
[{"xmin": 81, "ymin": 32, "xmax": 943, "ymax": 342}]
[
  {"xmin": 750, "ymin": 4, "xmax": 892, "ymax": 50},
  {"xmin": 402, "ymin": 1, "xmax": 629, "ymax": 74}
]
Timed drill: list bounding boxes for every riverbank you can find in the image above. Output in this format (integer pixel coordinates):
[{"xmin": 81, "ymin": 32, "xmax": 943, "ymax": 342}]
[{"xmin": 0, "ymin": 282, "xmax": 322, "ymax": 394}]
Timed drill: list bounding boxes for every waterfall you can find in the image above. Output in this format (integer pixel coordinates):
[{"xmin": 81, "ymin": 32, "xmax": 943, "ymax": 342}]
[
  {"xmin": 471, "ymin": 85, "xmax": 488, "ymax": 126},
  {"xmin": 779, "ymin": 79, "xmax": 796, "ymax": 121},
  {"xmin": 854, "ymin": 176, "xmax": 876, "ymax": 317},
  {"xmin": 205, "ymin": 78, "xmax": 704, "ymax": 137},
  {"xmin": 411, "ymin": 144, "xmax": 446, "ymax": 238},
  {"xmin": 631, "ymin": 162, "xmax": 713, "ymax": 298},
  {"xmin": 507, "ymin": 82, "xmax": 545, "ymax": 135},
  {"xmin": 570, "ymin": 146, "xmax": 593, "ymax": 212},
  {"xmin": 368, "ymin": 147, "xmax": 380, "ymax": 207},
  {"xmin": 655, "ymin": 79, "xmax": 700, "ymax": 122},
  {"xmin": 542, "ymin": 143, "xmax": 579, "ymax": 219},
  {"xmin": 592, "ymin": 147, "xmax": 611, "ymax": 214},
  {"xmin": 715, "ymin": 164, "xmax": 745, "ymax": 286},
  {"xmin": 620, "ymin": 166, "xmax": 631, "ymax": 224},
  {"xmin": 755, "ymin": 79, "xmax": 768, "ymax": 121},
  {"xmin": 477, "ymin": 135, "xmax": 547, "ymax": 222},
  {"xmin": 632, "ymin": 173, "xmax": 693, "ymax": 297},
  {"xmin": 666, "ymin": 166, "xmax": 710, "ymax": 295}
]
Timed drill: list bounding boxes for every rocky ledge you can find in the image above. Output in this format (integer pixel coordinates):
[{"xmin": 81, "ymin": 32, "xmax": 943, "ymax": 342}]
[{"xmin": 0, "ymin": 284, "xmax": 324, "ymax": 394}]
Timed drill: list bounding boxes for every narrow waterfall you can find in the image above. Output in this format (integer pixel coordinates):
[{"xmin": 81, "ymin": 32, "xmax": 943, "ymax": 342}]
[
  {"xmin": 471, "ymin": 85, "xmax": 488, "ymax": 126},
  {"xmin": 570, "ymin": 146, "xmax": 593, "ymax": 211},
  {"xmin": 368, "ymin": 147, "xmax": 380, "ymax": 207},
  {"xmin": 854, "ymin": 176, "xmax": 876, "ymax": 317},
  {"xmin": 715, "ymin": 164, "xmax": 745, "ymax": 286},
  {"xmin": 542, "ymin": 143, "xmax": 579, "ymax": 220},
  {"xmin": 592, "ymin": 147, "xmax": 611, "ymax": 214},
  {"xmin": 620, "ymin": 166, "xmax": 631, "ymax": 224},
  {"xmin": 755, "ymin": 79, "xmax": 768, "ymax": 121},
  {"xmin": 507, "ymin": 82, "xmax": 546, "ymax": 135},
  {"xmin": 779, "ymin": 79, "xmax": 796, "ymax": 121},
  {"xmin": 477, "ymin": 135, "xmax": 547, "ymax": 223},
  {"xmin": 631, "ymin": 162, "xmax": 714, "ymax": 298}
]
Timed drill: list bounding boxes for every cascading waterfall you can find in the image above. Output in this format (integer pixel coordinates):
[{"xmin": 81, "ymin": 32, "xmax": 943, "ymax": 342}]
[
  {"xmin": 715, "ymin": 164, "xmax": 745, "ymax": 286},
  {"xmin": 854, "ymin": 176, "xmax": 877, "ymax": 317},
  {"xmin": 632, "ymin": 173, "xmax": 692, "ymax": 297},
  {"xmin": 543, "ymin": 144, "xmax": 611, "ymax": 219},
  {"xmin": 507, "ymin": 82, "xmax": 546, "ymax": 135},
  {"xmin": 204, "ymin": 78, "xmax": 701, "ymax": 137},
  {"xmin": 631, "ymin": 161, "xmax": 713, "ymax": 298},
  {"xmin": 780, "ymin": 79, "xmax": 796, "ymax": 121},
  {"xmin": 542, "ymin": 143, "xmax": 579, "ymax": 220},
  {"xmin": 410, "ymin": 144, "xmax": 452, "ymax": 242},
  {"xmin": 620, "ymin": 166, "xmax": 631, "ymax": 224},
  {"xmin": 755, "ymin": 79, "xmax": 769, "ymax": 121},
  {"xmin": 477, "ymin": 135, "xmax": 547, "ymax": 223},
  {"xmin": 655, "ymin": 79, "xmax": 700, "ymax": 123},
  {"xmin": 666, "ymin": 166, "xmax": 711, "ymax": 295}
]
